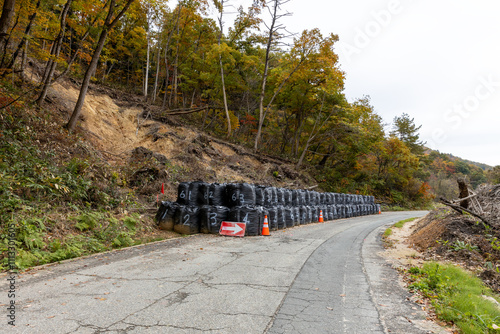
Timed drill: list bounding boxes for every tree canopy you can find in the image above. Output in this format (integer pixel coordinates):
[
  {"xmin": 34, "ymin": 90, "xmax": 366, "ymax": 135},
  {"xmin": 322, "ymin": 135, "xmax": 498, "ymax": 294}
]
[{"xmin": 0, "ymin": 0, "xmax": 492, "ymax": 207}]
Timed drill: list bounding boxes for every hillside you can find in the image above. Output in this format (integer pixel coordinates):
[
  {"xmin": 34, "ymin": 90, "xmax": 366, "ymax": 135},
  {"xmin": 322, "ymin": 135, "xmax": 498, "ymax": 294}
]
[
  {"xmin": 0, "ymin": 74, "xmax": 322, "ymax": 271},
  {"xmin": 46, "ymin": 78, "xmax": 317, "ymax": 196}
]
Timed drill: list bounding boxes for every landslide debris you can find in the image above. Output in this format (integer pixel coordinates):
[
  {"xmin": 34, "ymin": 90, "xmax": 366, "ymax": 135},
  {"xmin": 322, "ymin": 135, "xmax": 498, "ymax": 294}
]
[{"xmin": 409, "ymin": 184, "xmax": 500, "ymax": 292}]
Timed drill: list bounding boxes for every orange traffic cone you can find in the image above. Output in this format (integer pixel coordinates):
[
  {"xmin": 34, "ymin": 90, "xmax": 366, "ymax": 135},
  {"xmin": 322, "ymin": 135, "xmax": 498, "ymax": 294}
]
[
  {"xmin": 319, "ymin": 210, "xmax": 324, "ymax": 223},
  {"xmin": 262, "ymin": 215, "xmax": 270, "ymax": 236},
  {"xmin": 379, "ymin": 208, "xmax": 382, "ymax": 214}
]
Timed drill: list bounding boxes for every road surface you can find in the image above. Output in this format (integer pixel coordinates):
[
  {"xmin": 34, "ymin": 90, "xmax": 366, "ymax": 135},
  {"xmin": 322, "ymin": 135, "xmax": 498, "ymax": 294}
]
[{"xmin": 1, "ymin": 211, "xmax": 439, "ymax": 333}]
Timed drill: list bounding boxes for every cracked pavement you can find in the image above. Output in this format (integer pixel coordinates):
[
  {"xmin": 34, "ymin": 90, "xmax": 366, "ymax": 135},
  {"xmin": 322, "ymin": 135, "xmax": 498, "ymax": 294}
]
[{"xmin": 1, "ymin": 211, "xmax": 438, "ymax": 333}]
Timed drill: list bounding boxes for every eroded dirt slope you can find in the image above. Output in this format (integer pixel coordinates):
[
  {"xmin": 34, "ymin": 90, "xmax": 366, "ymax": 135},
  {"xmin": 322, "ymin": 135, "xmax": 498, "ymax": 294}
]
[{"xmin": 45, "ymin": 80, "xmax": 315, "ymax": 200}]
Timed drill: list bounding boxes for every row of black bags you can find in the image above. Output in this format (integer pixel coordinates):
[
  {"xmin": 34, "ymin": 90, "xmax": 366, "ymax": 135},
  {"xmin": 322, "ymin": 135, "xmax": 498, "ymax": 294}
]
[
  {"xmin": 176, "ymin": 181, "xmax": 375, "ymax": 208},
  {"xmin": 156, "ymin": 202, "xmax": 381, "ymax": 236}
]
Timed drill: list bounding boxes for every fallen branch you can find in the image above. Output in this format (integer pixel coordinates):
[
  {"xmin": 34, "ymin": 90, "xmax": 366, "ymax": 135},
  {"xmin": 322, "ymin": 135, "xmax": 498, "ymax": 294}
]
[
  {"xmin": 450, "ymin": 193, "xmax": 478, "ymax": 204},
  {"xmin": 439, "ymin": 197, "xmax": 491, "ymax": 226},
  {"xmin": 157, "ymin": 106, "xmax": 207, "ymax": 116}
]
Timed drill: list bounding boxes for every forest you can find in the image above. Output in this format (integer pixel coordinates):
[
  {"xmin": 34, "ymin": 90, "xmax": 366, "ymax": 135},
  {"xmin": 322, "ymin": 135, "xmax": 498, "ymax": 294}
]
[{"xmin": 0, "ymin": 0, "xmax": 497, "ymax": 208}]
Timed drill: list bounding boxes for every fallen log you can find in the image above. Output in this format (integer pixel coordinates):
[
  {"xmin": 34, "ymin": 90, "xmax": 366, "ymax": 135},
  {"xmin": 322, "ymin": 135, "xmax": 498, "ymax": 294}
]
[{"xmin": 439, "ymin": 197, "xmax": 491, "ymax": 226}]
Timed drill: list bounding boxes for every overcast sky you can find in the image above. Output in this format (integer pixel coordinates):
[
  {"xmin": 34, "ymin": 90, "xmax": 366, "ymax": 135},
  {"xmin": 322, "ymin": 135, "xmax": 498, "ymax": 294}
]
[{"xmin": 181, "ymin": 0, "xmax": 500, "ymax": 166}]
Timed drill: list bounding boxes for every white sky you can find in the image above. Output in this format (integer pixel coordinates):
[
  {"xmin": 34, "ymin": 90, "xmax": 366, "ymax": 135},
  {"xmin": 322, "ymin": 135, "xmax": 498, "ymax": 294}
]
[{"xmin": 176, "ymin": 0, "xmax": 500, "ymax": 166}]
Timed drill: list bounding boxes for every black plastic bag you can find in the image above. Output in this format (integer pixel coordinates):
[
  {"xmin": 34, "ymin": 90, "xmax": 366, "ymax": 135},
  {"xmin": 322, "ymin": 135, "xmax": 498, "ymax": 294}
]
[
  {"xmin": 267, "ymin": 207, "xmax": 278, "ymax": 231},
  {"xmin": 174, "ymin": 206, "xmax": 200, "ymax": 235},
  {"xmin": 197, "ymin": 182, "xmax": 210, "ymax": 205},
  {"xmin": 199, "ymin": 206, "xmax": 230, "ymax": 234},
  {"xmin": 209, "ymin": 183, "xmax": 226, "ymax": 206},
  {"xmin": 156, "ymin": 201, "xmax": 179, "ymax": 231},
  {"xmin": 177, "ymin": 182, "xmax": 190, "ymax": 205},
  {"xmin": 276, "ymin": 206, "xmax": 286, "ymax": 229},
  {"xmin": 255, "ymin": 185, "xmax": 266, "ymax": 206},
  {"xmin": 228, "ymin": 206, "xmax": 263, "ymax": 236}
]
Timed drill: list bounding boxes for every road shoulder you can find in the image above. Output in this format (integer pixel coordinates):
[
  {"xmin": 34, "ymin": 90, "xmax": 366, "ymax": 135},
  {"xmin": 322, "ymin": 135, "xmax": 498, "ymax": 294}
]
[{"xmin": 363, "ymin": 218, "xmax": 450, "ymax": 334}]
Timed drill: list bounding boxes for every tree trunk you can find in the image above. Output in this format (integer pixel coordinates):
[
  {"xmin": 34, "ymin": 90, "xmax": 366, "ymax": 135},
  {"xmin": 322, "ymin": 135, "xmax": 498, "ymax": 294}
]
[
  {"xmin": 65, "ymin": 0, "xmax": 135, "ymax": 131},
  {"xmin": 458, "ymin": 178, "xmax": 469, "ymax": 209},
  {"xmin": 152, "ymin": 44, "xmax": 160, "ymax": 103},
  {"xmin": 3, "ymin": 0, "xmax": 40, "ymax": 76},
  {"xmin": 36, "ymin": 0, "xmax": 73, "ymax": 105},
  {"xmin": 0, "ymin": 0, "xmax": 15, "ymax": 48},
  {"xmin": 144, "ymin": 35, "xmax": 150, "ymax": 99},
  {"xmin": 216, "ymin": 0, "xmax": 231, "ymax": 137}
]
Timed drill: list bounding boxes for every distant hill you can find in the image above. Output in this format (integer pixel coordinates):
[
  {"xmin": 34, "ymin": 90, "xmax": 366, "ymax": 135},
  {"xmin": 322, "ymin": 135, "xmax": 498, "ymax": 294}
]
[
  {"xmin": 444, "ymin": 154, "xmax": 492, "ymax": 171},
  {"xmin": 424, "ymin": 147, "xmax": 492, "ymax": 170}
]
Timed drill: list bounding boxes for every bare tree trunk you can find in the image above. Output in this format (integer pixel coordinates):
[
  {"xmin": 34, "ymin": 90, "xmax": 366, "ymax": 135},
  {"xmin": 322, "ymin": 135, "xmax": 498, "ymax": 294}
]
[
  {"xmin": 36, "ymin": 0, "xmax": 73, "ymax": 105},
  {"xmin": 254, "ymin": 0, "xmax": 291, "ymax": 150},
  {"xmin": 0, "ymin": 0, "xmax": 15, "ymax": 49},
  {"xmin": 162, "ymin": 4, "xmax": 182, "ymax": 109},
  {"xmin": 215, "ymin": 0, "xmax": 231, "ymax": 137},
  {"xmin": 152, "ymin": 44, "xmax": 160, "ymax": 103},
  {"xmin": 3, "ymin": 0, "xmax": 40, "ymax": 77},
  {"xmin": 458, "ymin": 178, "xmax": 469, "ymax": 209},
  {"xmin": 254, "ymin": 0, "xmax": 277, "ymax": 151},
  {"xmin": 65, "ymin": 0, "xmax": 135, "ymax": 131},
  {"xmin": 144, "ymin": 38, "xmax": 150, "ymax": 99}
]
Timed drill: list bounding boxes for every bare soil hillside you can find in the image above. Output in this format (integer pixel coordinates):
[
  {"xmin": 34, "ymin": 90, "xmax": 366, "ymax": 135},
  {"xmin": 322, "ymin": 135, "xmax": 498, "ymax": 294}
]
[{"xmin": 45, "ymin": 79, "xmax": 317, "ymax": 203}]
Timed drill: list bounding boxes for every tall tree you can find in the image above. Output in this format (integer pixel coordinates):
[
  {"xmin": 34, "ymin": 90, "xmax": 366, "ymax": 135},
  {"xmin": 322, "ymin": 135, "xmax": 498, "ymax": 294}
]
[
  {"xmin": 254, "ymin": 0, "xmax": 290, "ymax": 151},
  {"xmin": 66, "ymin": 0, "xmax": 135, "ymax": 131},
  {"xmin": 391, "ymin": 113, "xmax": 425, "ymax": 155},
  {"xmin": 0, "ymin": 0, "xmax": 16, "ymax": 48},
  {"xmin": 36, "ymin": 0, "xmax": 73, "ymax": 106},
  {"xmin": 213, "ymin": 0, "xmax": 232, "ymax": 137}
]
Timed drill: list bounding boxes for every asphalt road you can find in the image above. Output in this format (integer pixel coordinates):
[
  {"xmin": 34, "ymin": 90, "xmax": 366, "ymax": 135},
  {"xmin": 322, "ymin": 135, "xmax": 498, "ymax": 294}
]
[{"xmin": 1, "ymin": 211, "xmax": 434, "ymax": 334}]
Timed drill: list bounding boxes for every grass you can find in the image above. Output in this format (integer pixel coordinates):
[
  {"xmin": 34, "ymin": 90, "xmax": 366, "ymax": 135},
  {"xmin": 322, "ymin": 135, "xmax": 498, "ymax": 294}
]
[
  {"xmin": 384, "ymin": 228, "xmax": 393, "ymax": 237},
  {"xmin": 0, "ymin": 86, "xmax": 177, "ymax": 272},
  {"xmin": 394, "ymin": 217, "xmax": 418, "ymax": 228},
  {"xmin": 407, "ymin": 262, "xmax": 500, "ymax": 333}
]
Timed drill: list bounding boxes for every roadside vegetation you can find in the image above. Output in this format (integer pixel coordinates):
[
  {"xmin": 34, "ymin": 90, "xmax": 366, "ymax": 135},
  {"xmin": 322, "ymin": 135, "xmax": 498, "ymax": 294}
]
[
  {"xmin": 407, "ymin": 263, "xmax": 500, "ymax": 334},
  {"xmin": 0, "ymin": 100, "xmax": 179, "ymax": 271}
]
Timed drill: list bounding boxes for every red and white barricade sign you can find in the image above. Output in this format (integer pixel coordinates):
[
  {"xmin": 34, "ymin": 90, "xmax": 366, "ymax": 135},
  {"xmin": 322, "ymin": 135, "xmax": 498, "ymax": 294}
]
[{"xmin": 219, "ymin": 222, "xmax": 246, "ymax": 237}]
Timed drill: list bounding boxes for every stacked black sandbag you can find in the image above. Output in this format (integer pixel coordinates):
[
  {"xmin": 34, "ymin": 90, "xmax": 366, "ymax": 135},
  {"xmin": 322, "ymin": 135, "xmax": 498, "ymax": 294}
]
[
  {"xmin": 284, "ymin": 207, "xmax": 294, "ymax": 227},
  {"xmin": 307, "ymin": 206, "xmax": 314, "ymax": 223},
  {"xmin": 225, "ymin": 183, "xmax": 240, "ymax": 208},
  {"xmin": 187, "ymin": 181, "xmax": 203, "ymax": 206},
  {"xmin": 174, "ymin": 206, "xmax": 200, "ymax": 235},
  {"xmin": 199, "ymin": 206, "xmax": 230, "ymax": 234},
  {"xmin": 263, "ymin": 187, "xmax": 273, "ymax": 207},
  {"xmin": 293, "ymin": 207, "xmax": 300, "ymax": 226},
  {"xmin": 226, "ymin": 182, "xmax": 256, "ymax": 207},
  {"xmin": 330, "ymin": 205, "xmax": 337, "ymax": 220},
  {"xmin": 276, "ymin": 188, "xmax": 284, "ymax": 205},
  {"xmin": 299, "ymin": 206, "xmax": 307, "ymax": 225},
  {"xmin": 243, "ymin": 183, "xmax": 256, "ymax": 206},
  {"xmin": 208, "ymin": 183, "xmax": 226, "ymax": 206},
  {"xmin": 255, "ymin": 185, "xmax": 266, "ymax": 206},
  {"xmin": 267, "ymin": 207, "xmax": 278, "ymax": 231},
  {"xmin": 270, "ymin": 187, "xmax": 279, "ymax": 207},
  {"xmin": 197, "ymin": 182, "xmax": 210, "ymax": 206},
  {"xmin": 228, "ymin": 206, "xmax": 264, "ymax": 236},
  {"xmin": 156, "ymin": 201, "xmax": 179, "ymax": 231},
  {"xmin": 284, "ymin": 189, "xmax": 293, "ymax": 207},
  {"xmin": 177, "ymin": 182, "xmax": 190, "ymax": 205},
  {"xmin": 276, "ymin": 206, "xmax": 286, "ymax": 229},
  {"xmin": 328, "ymin": 205, "xmax": 334, "ymax": 219},
  {"xmin": 162, "ymin": 181, "xmax": 381, "ymax": 236}
]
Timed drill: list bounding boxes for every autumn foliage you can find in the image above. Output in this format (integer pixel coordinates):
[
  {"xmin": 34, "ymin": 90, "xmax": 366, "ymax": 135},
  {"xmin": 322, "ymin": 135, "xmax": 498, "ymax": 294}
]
[{"xmin": 0, "ymin": 0, "xmax": 491, "ymax": 208}]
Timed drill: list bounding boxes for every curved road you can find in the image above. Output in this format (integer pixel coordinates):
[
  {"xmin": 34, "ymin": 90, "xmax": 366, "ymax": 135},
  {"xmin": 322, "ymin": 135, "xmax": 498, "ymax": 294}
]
[{"xmin": 2, "ymin": 211, "xmax": 437, "ymax": 333}]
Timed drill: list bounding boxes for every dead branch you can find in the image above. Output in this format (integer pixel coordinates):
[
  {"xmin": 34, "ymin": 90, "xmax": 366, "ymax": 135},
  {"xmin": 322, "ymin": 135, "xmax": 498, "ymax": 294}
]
[
  {"xmin": 439, "ymin": 197, "xmax": 491, "ymax": 226},
  {"xmin": 158, "ymin": 106, "xmax": 207, "ymax": 116},
  {"xmin": 451, "ymin": 193, "xmax": 478, "ymax": 204}
]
